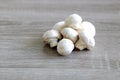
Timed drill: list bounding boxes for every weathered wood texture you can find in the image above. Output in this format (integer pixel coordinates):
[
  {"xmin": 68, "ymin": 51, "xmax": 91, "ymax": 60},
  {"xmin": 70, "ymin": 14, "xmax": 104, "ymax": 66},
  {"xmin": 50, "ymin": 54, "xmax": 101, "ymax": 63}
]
[{"xmin": 0, "ymin": 0, "xmax": 120, "ymax": 80}]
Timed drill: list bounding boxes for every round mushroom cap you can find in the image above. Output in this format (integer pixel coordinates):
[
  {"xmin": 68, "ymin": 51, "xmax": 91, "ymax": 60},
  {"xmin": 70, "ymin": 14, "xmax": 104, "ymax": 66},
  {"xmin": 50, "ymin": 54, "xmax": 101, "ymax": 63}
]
[
  {"xmin": 81, "ymin": 21, "xmax": 96, "ymax": 37},
  {"xmin": 42, "ymin": 29, "xmax": 61, "ymax": 40},
  {"xmin": 57, "ymin": 38, "xmax": 74, "ymax": 56},
  {"xmin": 65, "ymin": 14, "xmax": 82, "ymax": 26},
  {"xmin": 53, "ymin": 21, "xmax": 66, "ymax": 32},
  {"xmin": 61, "ymin": 28, "xmax": 78, "ymax": 43}
]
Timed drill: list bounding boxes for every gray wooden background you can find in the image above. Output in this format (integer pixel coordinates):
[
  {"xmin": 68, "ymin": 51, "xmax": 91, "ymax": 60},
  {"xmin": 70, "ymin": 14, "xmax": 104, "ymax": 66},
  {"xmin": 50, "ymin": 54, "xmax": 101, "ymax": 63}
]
[{"xmin": 0, "ymin": 0, "xmax": 120, "ymax": 80}]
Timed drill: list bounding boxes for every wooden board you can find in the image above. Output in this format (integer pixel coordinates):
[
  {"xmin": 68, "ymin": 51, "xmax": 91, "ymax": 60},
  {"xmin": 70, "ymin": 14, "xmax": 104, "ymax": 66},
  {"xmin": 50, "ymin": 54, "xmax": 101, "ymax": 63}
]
[{"xmin": 0, "ymin": 0, "xmax": 120, "ymax": 80}]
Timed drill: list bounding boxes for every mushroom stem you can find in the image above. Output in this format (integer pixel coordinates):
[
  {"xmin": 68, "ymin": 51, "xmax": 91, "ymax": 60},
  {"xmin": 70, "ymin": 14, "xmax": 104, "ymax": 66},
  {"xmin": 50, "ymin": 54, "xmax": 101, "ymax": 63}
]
[
  {"xmin": 75, "ymin": 37, "xmax": 87, "ymax": 50},
  {"xmin": 49, "ymin": 39, "xmax": 58, "ymax": 47}
]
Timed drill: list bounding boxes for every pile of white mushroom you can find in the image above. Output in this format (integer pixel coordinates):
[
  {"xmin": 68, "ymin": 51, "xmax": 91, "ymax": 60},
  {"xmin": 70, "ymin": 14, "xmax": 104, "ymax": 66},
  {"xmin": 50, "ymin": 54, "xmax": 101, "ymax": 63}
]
[{"xmin": 42, "ymin": 14, "xmax": 96, "ymax": 56}]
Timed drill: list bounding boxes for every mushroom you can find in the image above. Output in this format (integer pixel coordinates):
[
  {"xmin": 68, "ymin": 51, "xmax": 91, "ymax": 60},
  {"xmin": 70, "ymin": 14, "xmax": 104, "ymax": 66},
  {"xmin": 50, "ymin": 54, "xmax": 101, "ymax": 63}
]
[
  {"xmin": 61, "ymin": 28, "xmax": 78, "ymax": 43},
  {"xmin": 65, "ymin": 14, "xmax": 82, "ymax": 29},
  {"xmin": 57, "ymin": 38, "xmax": 74, "ymax": 56},
  {"xmin": 75, "ymin": 21, "xmax": 96, "ymax": 50},
  {"xmin": 42, "ymin": 29, "xmax": 62, "ymax": 47},
  {"xmin": 79, "ymin": 21, "xmax": 96, "ymax": 37},
  {"xmin": 75, "ymin": 31, "xmax": 95, "ymax": 50},
  {"xmin": 53, "ymin": 21, "xmax": 66, "ymax": 32}
]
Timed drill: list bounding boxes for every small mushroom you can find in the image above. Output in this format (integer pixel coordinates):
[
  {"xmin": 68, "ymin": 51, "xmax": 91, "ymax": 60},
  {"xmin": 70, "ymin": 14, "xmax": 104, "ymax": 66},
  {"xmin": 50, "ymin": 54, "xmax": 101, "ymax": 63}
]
[
  {"xmin": 53, "ymin": 21, "xmax": 66, "ymax": 32},
  {"xmin": 75, "ymin": 31, "xmax": 95, "ymax": 50},
  {"xmin": 61, "ymin": 28, "xmax": 78, "ymax": 43},
  {"xmin": 65, "ymin": 14, "xmax": 82, "ymax": 27},
  {"xmin": 42, "ymin": 29, "xmax": 62, "ymax": 47},
  {"xmin": 75, "ymin": 21, "xmax": 96, "ymax": 50},
  {"xmin": 57, "ymin": 39, "xmax": 74, "ymax": 56}
]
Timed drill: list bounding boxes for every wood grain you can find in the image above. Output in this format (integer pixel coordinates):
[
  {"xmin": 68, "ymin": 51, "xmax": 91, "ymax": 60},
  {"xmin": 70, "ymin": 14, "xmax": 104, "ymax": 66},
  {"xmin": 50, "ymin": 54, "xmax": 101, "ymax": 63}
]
[{"xmin": 0, "ymin": 0, "xmax": 120, "ymax": 80}]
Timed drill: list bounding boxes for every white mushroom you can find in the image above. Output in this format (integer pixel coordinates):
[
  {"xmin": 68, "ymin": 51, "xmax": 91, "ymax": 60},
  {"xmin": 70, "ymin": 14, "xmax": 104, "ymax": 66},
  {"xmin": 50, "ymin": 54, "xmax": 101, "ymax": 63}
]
[
  {"xmin": 61, "ymin": 28, "xmax": 78, "ymax": 43},
  {"xmin": 75, "ymin": 31, "xmax": 95, "ymax": 50},
  {"xmin": 57, "ymin": 39, "xmax": 74, "ymax": 56},
  {"xmin": 53, "ymin": 21, "xmax": 66, "ymax": 32},
  {"xmin": 42, "ymin": 29, "xmax": 62, "ymax": 47},
  {"xmin": 65, "ymin": 14, "xmax": 82, "ymax": 27},
  {"xmin": 79, "ymin": 21, "xmax": 96, "ymax": 37},
  {"xmin": 75, "ymin": 21, "xmax": 96, "ymax": 50}
]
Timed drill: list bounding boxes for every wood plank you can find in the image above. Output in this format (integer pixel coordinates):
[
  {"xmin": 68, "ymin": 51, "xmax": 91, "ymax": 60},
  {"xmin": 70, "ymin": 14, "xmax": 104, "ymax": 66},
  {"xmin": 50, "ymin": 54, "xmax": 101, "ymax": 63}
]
[
  {"xmin": 0, "ymin": 0, "xmax": 120, "ymax": 79},
  {"xmin": 0, "ymin": 68, "xmax": 120, "ymax": 80}
]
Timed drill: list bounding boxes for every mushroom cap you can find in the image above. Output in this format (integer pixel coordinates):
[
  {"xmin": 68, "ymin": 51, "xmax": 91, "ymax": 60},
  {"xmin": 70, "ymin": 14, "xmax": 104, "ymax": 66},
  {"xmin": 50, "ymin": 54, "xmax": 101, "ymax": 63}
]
[
  {"xmin": 65, "ymin": 14, "xmax": 82, "ymax": 26},
  {"xmin": 42, "ymin": 29, "xmax": 61, "ymax": 41},
  {"xmin": 57, "ymin": 38, "xmax": 74, "ymax": 56},
  {"xmin": 80, "ymin": 21, "xmax": 96, "ymax": 37},
  {"xmin": 53, "ymin": 21, "xmax": 66, "ymax": 32},
  {"xmin": 61, "ymin": 28, "xmax": 78, "ymax": 43}
]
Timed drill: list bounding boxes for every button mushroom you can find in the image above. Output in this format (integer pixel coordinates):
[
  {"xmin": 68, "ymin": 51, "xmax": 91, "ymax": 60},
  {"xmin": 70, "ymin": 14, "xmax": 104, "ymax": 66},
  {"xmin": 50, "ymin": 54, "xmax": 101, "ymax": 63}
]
[
  {"xmin": 57, "ymin": 39, "xmax": 74, "ymax": 56},
  {"xmin": 61, "ymin": 28, "xmax": 78, "ymax": 43},
  {"xmin": 53, "ymin": 21, "xmax": 66, "ymax": 32},
  {"xmin": 42, "ymin": 29, "xmax": 62, "ymax": 47},
  {"xmin": 75, "ymin": 21, "xmax": 96, "ymax": 50},
  {"xmin": 65, "ymin": 14, "xmax": 82, "ymax": 29}
]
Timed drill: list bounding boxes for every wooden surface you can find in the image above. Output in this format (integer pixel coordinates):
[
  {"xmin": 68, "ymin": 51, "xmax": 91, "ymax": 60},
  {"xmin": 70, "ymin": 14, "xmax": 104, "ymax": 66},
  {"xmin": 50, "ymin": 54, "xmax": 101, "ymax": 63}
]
[{"xmin": 0, "ymin": 0, "xmax": 120, "ymax": 80}]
